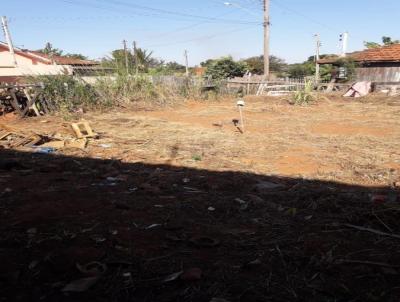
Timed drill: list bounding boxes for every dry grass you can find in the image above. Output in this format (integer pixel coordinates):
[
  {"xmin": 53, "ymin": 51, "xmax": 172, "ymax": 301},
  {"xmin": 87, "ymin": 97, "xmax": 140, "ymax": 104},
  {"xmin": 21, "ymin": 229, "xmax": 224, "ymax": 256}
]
[{"xmin": 6, "ymin": 93, "xmax": 400, "ymax": 187}]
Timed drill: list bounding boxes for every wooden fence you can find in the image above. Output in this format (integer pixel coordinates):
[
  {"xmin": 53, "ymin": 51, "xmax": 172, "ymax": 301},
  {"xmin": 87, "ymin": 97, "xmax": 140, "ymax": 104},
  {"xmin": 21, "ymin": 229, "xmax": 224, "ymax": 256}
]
[
  {"xmin": 356, "ymin": 67, "xmax": 400, "ymax": 83},
  {"xmin": 227, "ymin": 76, "xmax": 319, "ymax": 95}
]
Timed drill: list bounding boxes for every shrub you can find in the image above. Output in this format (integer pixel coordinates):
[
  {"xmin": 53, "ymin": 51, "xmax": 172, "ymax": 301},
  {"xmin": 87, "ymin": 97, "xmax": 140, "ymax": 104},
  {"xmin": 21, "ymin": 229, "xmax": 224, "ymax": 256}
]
[
  {"xmin": 205, "ymin": 57, "xmax": 247, "ymax": 79},
  {"xmin": 33, "ymin": 75, "xmax": 99, "ymax": 111},
  {"xmin": 291, "ymin": 80, "xmax": 316, "ymax": 105}
]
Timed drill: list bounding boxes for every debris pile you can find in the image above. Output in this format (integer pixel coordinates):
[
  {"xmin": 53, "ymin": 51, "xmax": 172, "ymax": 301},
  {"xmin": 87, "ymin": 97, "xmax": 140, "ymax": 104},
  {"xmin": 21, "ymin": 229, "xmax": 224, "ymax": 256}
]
[
  {"xmin": 0, "ymin": 83, "xmax": 52, "ymax": 117},
  {"xmin": 0, "ymin": 121, "xmax": 95, "ymax": 152}
]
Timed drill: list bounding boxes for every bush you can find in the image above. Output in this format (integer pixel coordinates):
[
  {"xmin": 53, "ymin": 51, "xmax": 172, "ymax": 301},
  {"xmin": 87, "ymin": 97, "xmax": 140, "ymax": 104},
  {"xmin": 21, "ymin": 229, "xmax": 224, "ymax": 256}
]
[
  {"xmin": 205, "ymin": 57, "xmax": 247, "ymax": 79},
  {"xmin": 33, "ymin": 75, "xmax": 99, "ymax": 111}
]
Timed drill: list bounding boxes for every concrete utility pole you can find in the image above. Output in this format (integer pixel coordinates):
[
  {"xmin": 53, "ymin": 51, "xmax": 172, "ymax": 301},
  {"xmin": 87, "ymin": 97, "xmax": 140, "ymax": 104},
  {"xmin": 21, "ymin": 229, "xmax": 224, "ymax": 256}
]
[
  {"xmin": 315, "ymin": 34, "xmax": 321, "ymax": 83},
  {"xmin": 1, "ymin": 16, "xmax": 17, "ymax": 67},
  {"xmin": 133, "ymin": 41, "xmax": 138, "ymax": 75},
  {"xmin": 340, "ymin": 32, "xmax": 349, "ymax": 57},
  {"xmin": 263, "ymin": 0, "xmax": 270, "ymax": 80},
  {"xmin": 184, "ymin": 49, "xmax": 189, "ymax": 77},
  {"xmin": 123, "ymin": 39, "xmax": 129, "ymax": 74}
]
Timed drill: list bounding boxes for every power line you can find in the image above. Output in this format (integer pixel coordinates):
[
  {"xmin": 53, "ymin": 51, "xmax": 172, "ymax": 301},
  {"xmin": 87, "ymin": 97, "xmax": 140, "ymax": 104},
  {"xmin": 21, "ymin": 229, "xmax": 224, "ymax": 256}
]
[
  {"xmin": 208, "ymin": 0, "xmax": 262, "ymax": 15},
  {"xmin": 140, "ymin": 10, "xmax": 239, "ymax": 44},
  {"xmin": 270, "ymin": 0, "xmax": 337, "ymax": 32},
  {"xmin": 143, "ymin": 24, "xmax": 258, "ymax": 48},
  {"xmin": 60, "ymin": 0, "xmax": 260, "ymax": 25},
  {"xmin": 270, "ymin": 0, "xmax": 365, "ymax": 43}
]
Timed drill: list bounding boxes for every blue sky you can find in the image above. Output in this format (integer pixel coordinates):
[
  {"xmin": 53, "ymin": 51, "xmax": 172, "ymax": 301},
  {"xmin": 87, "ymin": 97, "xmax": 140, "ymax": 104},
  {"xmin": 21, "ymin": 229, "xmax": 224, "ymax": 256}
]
[{"xmin": 2, "ymin": 0, "xmax": 400, "ymax": 65}]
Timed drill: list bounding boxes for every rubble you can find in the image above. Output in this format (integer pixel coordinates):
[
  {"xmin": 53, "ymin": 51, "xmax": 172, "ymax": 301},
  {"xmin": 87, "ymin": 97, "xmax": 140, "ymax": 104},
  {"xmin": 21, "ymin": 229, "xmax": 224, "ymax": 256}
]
[
  {"xmin": 0, "ymin": 123, "xmax": 93, "ymax": 152},
  {"xmin": 0, "ymin": 83, "xmax": 51, "ymax": 117}
]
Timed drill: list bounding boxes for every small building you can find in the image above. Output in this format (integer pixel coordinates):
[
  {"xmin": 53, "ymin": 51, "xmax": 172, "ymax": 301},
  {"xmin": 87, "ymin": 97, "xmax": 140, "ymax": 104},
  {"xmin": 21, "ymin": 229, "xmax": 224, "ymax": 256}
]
[
  {"xmin": 319, "ymin": 44, "xmax": 400, "ymax": 84},
  {"xmin": 0, "ymin": 41, "xmax": 99, "ymax": 83}
]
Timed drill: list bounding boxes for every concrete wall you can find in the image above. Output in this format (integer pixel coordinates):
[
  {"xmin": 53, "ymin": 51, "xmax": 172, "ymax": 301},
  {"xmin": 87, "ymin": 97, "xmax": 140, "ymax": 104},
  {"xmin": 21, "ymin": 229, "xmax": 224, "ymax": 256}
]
[
  {"xmin": 0, "ymin": 48, "xmax": 45, "ymax": 67},
  {"xmin": 80, "ymin": 76, "xmax": 116, "ymax": 85},
  {"xmin": 0, "ymin": 65, "xmax": 73, "ymax": 77},
  {"xmin": 0, "ymin": 49, "xmax": 73, "ymax": 80}
]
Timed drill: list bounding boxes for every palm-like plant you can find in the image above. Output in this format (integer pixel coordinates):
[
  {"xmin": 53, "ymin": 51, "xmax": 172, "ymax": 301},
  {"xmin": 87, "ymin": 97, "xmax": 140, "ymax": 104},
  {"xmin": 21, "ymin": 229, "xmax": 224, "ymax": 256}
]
[{"xmin": 134, "ymin": 48, "xmax": 154, "ymax": 72}]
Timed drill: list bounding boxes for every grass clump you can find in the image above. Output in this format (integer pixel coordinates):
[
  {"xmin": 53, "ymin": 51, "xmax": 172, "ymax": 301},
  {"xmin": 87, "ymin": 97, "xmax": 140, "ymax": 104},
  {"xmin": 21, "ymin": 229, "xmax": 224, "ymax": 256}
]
[
  {"xmin": 291, "ymin": 80, "xmax": 317, "ymax": 105},
  {"xmin": 192, "ymin": 154, "xmax": 202, "ymax": 161}
]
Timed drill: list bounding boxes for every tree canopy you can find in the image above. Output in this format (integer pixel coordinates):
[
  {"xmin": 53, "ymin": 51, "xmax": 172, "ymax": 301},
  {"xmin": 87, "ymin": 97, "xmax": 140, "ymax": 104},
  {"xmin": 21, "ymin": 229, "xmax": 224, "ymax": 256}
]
[
  {"xmin": 242, "ymin": 55, "xmax": 287, "ymax": 75},
  {"xmin": 36, "ymin": 42, "xmax": 88, "ymax": 60},
  {"xmin": 204, "ymin": 57, "xmax": 247, "ymax": 79},
  {"xmin": 287, "ymin": 55, "xmax": 334, "ymax": 80},
  {"xmin": 37, "ymin": 42, "xmax": 63, "ymax": 56},
  {"xmin": 364, "ymin": 36, "xmax": 400, "ymax": 49}
]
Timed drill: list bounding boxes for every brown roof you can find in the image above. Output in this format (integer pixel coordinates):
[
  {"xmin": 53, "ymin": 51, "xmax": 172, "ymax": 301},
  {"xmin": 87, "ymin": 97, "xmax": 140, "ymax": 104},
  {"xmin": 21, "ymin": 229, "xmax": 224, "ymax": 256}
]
[
  {"xmin": 319, "ymin": 44, "xmax": 400, "ymax": 64},
  {"xmin": 29, "ymin": 51, "xmax": 97, "ymax": 66},
  {"xmin": 0, "ymin": 42, "xmax": 97, "ymax": 66}
]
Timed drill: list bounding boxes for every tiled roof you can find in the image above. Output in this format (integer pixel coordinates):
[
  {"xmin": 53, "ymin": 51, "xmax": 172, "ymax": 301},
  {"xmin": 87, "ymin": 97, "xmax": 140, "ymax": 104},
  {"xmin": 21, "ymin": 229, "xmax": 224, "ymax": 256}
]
[
  {"xmin": 319, "ymin": 44, "xmax": 400, "ymax": 64},
  {"xmin": 0, "ymin": 42, "xmax": 97, "ymax": 66},
  {"xmin": 29, "ymin": 51, "xmax": 97, "ymax": 66}
]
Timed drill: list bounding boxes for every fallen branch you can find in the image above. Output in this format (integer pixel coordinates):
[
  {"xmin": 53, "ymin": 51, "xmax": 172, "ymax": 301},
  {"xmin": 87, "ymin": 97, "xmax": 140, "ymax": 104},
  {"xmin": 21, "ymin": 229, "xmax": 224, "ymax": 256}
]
[
  {"xmin": 335, "ymin": 259, "xmax": 400, "ymax": 268},
  {"xmin": 343, "ymin": 223, "xmax": 400, "ymax": 240}
]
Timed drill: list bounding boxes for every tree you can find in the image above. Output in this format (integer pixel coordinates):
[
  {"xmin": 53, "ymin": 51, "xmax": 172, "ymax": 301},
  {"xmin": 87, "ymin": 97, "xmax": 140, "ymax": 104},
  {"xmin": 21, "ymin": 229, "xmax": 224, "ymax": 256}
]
[
  {"xmin": 242, "ymin": 55, "xmax": 287, "ymax": 74},
  {"xmin": 36, "ymin": 43, "xmax": 88, "ymax": 60},
  {"xmin": 102, "ymin": 47, "xmax": 162, "ymax": 73},
  {"xmin": 205, "ymin": 57, "xmax": 247, "ymax": 79},
  {"xmin": 149, "ymin": 61, "xmax": 186, "ymax": 75},
  {"xmin": 382, "ymin": 36, "xmax": 399, "ymax": 45},
  {"xmin": 288, "ymin": 62, "xmax": 314, "ymax": 78},
  {"xmin": 64, "ymin": 53, "xmax": 88, "ymax": 60},
  {"xmin": 364, "ymin": 36, "xmax": 400, "ymax": 49},
  {"xmin": 102, "ymin": 49, "xmax": 133, "ymax": 73},
  {"xmin": 37, "ymin": 42, "xmax": 63, "ymax": 56},
  {"xmin": 364, "ymin": 41, "xmax": 382, "ymax": 49},
  {"xmin": 164, "ymin": 61, "xmax": 186, "ymax": 73},
  {"xmin": 287, "ymin": 55, "xmax": 333, "ymax": 80},
  {"xmin": 200, "ymin": 59, "xmax": 216, "ymax": 68},
  {"xmin": 242, "ymin": 56, "xmax": 263, "ymax": 74},
  {"xmin": 135, "ymin": 48, "xmax": 161, "ymax": 72}
]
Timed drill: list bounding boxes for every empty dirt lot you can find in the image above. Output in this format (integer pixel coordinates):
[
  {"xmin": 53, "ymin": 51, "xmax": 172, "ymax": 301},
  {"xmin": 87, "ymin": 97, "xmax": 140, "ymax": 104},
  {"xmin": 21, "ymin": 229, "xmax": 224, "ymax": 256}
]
[{"xmin": 1, "ymin": 95, "xmax": 400, "ymax": 301}]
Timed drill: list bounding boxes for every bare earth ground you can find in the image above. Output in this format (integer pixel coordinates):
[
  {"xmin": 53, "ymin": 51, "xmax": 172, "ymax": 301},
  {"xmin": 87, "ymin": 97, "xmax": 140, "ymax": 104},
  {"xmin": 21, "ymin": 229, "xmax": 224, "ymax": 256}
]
[{"xmin": 1, "ymin": 95, "xmax": 400, "ymax": 301}]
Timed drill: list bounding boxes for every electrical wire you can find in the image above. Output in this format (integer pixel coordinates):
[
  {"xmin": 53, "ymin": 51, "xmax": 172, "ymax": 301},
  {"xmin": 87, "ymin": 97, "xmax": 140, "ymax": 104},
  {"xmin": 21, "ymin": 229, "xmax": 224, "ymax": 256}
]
[
  {"xmin": 59, "ymin": 0, "xmax": 260, "ymax": 25},
  {"xmin": 270, "ymin": 0, "xmax": 337, "ymax": 32},
  {"xmin": 143, "ymin": 24, "xmax": 259, "ymax": 48},
  {"xmin": 270, "ymin": 0, "xmax": 365, "ymax": 43}
]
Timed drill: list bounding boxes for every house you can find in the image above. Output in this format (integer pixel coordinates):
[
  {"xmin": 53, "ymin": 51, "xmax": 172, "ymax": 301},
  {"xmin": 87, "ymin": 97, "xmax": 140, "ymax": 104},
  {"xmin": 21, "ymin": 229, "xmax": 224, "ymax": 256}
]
[
  {"xmin": 0, "ymin": 42, "xmax": 100, "ymax": 83},
  {"xmin": 318, "ymin": 44, "xmax": 400, "ymax": 84}
]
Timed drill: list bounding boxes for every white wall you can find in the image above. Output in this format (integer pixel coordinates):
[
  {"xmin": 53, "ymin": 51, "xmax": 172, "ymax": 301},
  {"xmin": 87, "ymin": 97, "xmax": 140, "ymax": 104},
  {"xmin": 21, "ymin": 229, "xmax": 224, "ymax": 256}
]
[
  {"xmin": 0, "ymin": 49, "xmax": 73, "ymax": 76},
  {"xmin": 0, "ymin": 65, "xmax": 73, "ymax": 77},
  {"xmin": 0, "ymin": 49, "xmax": 49, "ymax": 67}
]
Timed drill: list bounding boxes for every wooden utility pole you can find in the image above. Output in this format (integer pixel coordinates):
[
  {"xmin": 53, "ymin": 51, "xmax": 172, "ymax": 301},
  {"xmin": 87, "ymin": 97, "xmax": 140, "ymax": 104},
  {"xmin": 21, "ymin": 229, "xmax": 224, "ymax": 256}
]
[
  {"xmin": 1, "ymin": 16, "xmax": 17, "ymax": 67},
  {"xmin": 263, "ymin": 0, "xmax": 270, "ymax": 80},
  {"xmin": 133, "ymin": 41, "xmax": 138, "ymax": 75},
  {"xmin": 314, "ymin": 34, "xmax": 321, "ymax": 83},
  {"xmin": 184, "ymin": 50, "xmax": 189, "ymax": 77},
  {"xmin": 123, "ymin": 39, "xmax": 129, "ymax": 74}
]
